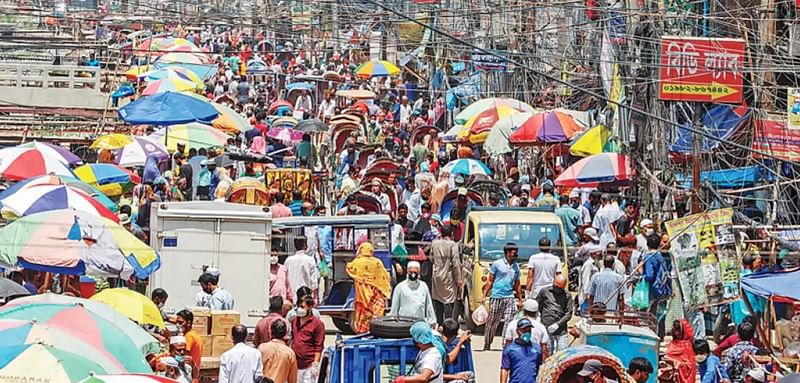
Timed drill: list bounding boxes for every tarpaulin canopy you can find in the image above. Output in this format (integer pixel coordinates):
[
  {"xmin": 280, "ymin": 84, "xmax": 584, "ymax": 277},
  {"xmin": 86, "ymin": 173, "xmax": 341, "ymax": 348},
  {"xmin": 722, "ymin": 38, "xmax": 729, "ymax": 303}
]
[
  {"xmin": 741, "ymin": 268, "xmax": 800, "ymax": 302},
  {"xmin": 670, "ymin": 104, "xmax": 750, "ymax": 154},
  {"xmin": 675, "ymin": 165, "xmax": 763, "ymax": 189}
]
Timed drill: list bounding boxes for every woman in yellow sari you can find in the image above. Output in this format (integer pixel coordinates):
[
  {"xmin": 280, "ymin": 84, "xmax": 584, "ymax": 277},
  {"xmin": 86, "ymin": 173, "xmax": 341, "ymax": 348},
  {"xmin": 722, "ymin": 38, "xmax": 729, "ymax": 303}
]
[{"xmin": 346, "ymin": 242, "xmax": 392, "ymax": 333}]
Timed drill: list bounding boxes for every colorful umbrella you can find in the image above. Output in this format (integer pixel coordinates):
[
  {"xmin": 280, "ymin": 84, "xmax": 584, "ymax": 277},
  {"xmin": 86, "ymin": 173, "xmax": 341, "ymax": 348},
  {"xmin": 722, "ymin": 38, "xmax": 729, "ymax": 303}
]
[
  {"xmin": 118, "ymin": 92, "xmax": 219, "ymax": 126},
  {"xmin": 0, "ymin": 343, "xmax": 109, "ymax": 382},
  {"xmin": 483, "ymin": 112, "xmax": 535, "ymax": 156},
  {"xmin": 116, "ymin": 136, "xmax": 169, "ymax": 168},
  {"xmin": 157, "ymin": 52, "xmax": 207, "ymax": 65},
  {"xmin": 0, "ymin": 184, "xmax": 118, "ymax": 222},
  {"xmin": 79, "ymin": 374, "xmax": 180, "ymax": 383},
  {"xmin": 454, "ymin": 97, "xmax": 535, "ymax": 125},
  {"xmin": 4, "ymin": 294, "xmax": 160, "ymax": 355},
  {"xmin": 509, "ymin": 111, "xmax": 584, "ymax": 145},
  {"xmin": 91, "ymin": 134, "xmax": 135, "ymax": 150},
  {"xmin": 0, "ymin": 319, "xmax": 128, "ymax": 373},
  {"xmin": 0, "ymin": 175, "xmax": 117, "ymax": 213},
  {"xmin": 149, "ymin": 123, "xmax": 230, "ymax": 152},
  {"xmin": 0, "ymin": 209, "xmax": 160, "ymax": 279},
  {"xmin": 272, "ymin": 116, "xmax": 298, "ymax": 129},
  {"xmin": 90, "ymin": 288, "xmax": 165, "ymax": 329},
  {"xmin": 569, "ymin": 125, "xmax": 612, "ymax": 157},
  {"xmin": 75, "ymin": 164, "xmax": 141, "ymax": 186},
  {"xmin": 267, "ymin": 100, "xmax": 293, "ymax": 115},
  {"xmin": 0, "ymin": 278, "xmax": 29, "ymax": 298},
  {"xmin": 0, "ymin": 304, "xmax": 151, "ymax": 372},
  {"xmin": 142, "ymin": 67, "xmax": 203, "ymax": 87},
  {"xmin": 354, "ymin": 60, "xmax": 401, "ymax": 79},
  {"xmin": 267, "ymin": 127, "xmax": 303, "ymax": 143},
  {"xmin": 141, "ymin": 78, "xmax": 200, "ymax": 96},
  {"xmin": 441, "ymin": 159, "xmax": 492, "ymax": 176},
  {"xmin": 211, "ymin": 102, "xmax": 251, "ymax": 133},
  {"xmin": 462, "ymin": 105, "xmax": 521, "ymax": 144},
  {"xmin": 18, "ymin": 142, "xmax": 82, "ymax": 165},
  {"xmin": 0, "ymin": 146, "xmax": 75, "ymax": 181},
  {"xmin": 554, "ymin": 153, "xmax": 634, "ymax": 187},
  {"xmin": 124, "ymin": 65, "xmax": 153, "ymax": 81}
]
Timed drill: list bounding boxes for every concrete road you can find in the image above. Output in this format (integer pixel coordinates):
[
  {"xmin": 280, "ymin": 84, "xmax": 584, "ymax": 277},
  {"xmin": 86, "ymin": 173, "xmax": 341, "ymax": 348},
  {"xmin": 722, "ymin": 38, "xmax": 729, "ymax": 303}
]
[{"xmin": 321, "ymin": 316, "xmax": 502, "ymax": 381}]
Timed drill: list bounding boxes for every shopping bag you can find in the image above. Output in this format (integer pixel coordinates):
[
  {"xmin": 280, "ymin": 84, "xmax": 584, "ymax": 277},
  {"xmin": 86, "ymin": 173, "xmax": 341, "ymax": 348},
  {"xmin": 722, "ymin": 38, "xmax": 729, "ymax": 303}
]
[
  {"xmin": 472, "ymin": 304, "xmax": 489, "ymax": 326},
  {"xmin": 631, "ymin": 279, "xmax": 650, "ymax": 310}
]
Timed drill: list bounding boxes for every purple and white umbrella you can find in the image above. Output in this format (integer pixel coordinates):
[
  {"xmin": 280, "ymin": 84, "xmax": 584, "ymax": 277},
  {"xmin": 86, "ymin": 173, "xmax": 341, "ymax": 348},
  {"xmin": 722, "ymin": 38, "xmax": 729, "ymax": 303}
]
[{"xmin": 115, "ymin": 136, "xmax": 169, "ymax": 167}]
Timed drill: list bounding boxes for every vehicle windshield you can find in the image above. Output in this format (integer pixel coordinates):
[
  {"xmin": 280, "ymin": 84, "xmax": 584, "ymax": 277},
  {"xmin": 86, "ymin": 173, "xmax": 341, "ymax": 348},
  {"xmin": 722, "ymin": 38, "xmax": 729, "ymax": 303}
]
[{"xmin": 478, "ymin": 222, "xmax": 561, "ymax": 262}]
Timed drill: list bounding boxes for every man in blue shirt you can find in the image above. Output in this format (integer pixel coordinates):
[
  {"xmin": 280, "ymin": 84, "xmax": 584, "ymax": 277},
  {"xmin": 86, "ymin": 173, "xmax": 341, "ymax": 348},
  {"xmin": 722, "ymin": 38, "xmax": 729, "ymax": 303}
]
[
  {"xmin": 555, "ymin": 195, "xmax": 582, "ymax": 246},
  {"xmin": 500, "ymin": 318, "xmax": 542, "ymax": 383},
  {"xmin": 694, "ymin": 339, "xmax": 729, "ymax": 383},
  {"xmin": 482, "ymin": 242, "xmax": 523, "ymax": 351}
]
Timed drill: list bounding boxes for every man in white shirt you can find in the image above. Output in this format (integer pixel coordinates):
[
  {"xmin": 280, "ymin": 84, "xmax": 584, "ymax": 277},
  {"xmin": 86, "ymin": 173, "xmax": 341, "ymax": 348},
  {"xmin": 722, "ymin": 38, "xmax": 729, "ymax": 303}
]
[
  {"xmin": 219, "ymin": 324, "xmax": 263, "ymax": 383},
  {"xmin": 592, "ymin": 193, "xmax": 623, "ymax": 249},
  {"xmin": 369, "ymin": 177, "xmax": 391, "ymax": 212},
  {"xmin": 388, "ymin": 261, "xmax": 437, "ymax": 325},
  {"xmin": 318, "ymin": 92, "xmax": 336, "ymax": 120},
  {"xmin": 503, "ymin": 299, "xmax": 550, "ymax": 360},
  {"xmin": 526, "ymin": 237, "xmax": 562, "ymax": 298},
  {"xmin": 295, "ymin": 89, "xmax": 313, "ymax": 114},
  {"xmin": 399, "ymin": 96, "xmax": 412, "ymax": 127},
  {"xmin": 283, "ymin": 237, "xmax": 319, "ymax": 300}
]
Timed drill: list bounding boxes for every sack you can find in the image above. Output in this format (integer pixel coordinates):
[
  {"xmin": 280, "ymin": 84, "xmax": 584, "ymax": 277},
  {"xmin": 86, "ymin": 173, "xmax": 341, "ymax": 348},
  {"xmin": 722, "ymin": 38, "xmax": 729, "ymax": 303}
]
[
  {"xmin": 631, "ymin": 280, "xmax": 650, "ymax": 310},
  {"xmin": 471, "ymin": 304, "xmax": 489, "ymax": 326}
]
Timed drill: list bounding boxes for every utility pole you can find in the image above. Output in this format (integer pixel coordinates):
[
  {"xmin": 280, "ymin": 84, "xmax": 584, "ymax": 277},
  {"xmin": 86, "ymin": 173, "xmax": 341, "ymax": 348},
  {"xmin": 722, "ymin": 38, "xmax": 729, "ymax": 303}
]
[{"xmin": 691, "ymin": 103, "xmax": 703, "ymax": 214}]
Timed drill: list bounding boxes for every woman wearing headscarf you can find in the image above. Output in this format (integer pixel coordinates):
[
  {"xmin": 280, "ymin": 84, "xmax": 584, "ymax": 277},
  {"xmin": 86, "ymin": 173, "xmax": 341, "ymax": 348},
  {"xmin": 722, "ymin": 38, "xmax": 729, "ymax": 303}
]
[
  {"xmin": 391, "ymin": 321, "xmax": 446, "ymax": 383},
  {"xmin": 214, "ymin": 168, "xmax": 233, "ymax": 200},
  {"xmin": 346, "ymin": 242, "xmax": 391, "ymax": 334},
  {"xmin": 664, "ymin": 319, "xmax": 697, "ymax": 383},
  {"xmin": 142, "ymin": 154, "xmax": 161, "ymax": 184}
]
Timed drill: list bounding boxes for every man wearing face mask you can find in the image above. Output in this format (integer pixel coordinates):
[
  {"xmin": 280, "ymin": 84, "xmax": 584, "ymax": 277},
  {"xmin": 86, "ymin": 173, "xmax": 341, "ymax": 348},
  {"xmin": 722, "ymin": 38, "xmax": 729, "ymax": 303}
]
[
  {"xmin": 500, "ymin": 319, "xmax": 542, "ymax": 383},
  {"xmin": 292, "ymin": 295, "xmax": 325, "ymax": 383},
  {"xmin": 537, "ymin": 275, "xmax": 574, "ymax": 353},
  {"xmin": 631, "ymin": 219, "xmax": 656, "ymax": 271},
  {"xmin": 578, "ymin": 359, "xmax": 618, "ymax": 383},
  {"xmin": 195, "ymin": 268, "xmax": 235, "ymax": 310},
  {"xmin": 268, "ymin": 251, "xmax": 293, "ymax": 303},
  {"xmin": 388, "ymin": 261, "xmax": 437, "ymax": 325},
  {"xmin": 482, "ymin": 243, "xmax": 523, "ymax": 351},
  {"xmin": 693, "ymin": 339, "xmax": 729, "ymax": 383}
]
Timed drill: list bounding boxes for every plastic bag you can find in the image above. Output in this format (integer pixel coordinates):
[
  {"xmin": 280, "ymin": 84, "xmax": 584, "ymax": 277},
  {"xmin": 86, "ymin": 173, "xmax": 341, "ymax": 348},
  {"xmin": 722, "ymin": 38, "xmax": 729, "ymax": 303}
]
[
  {"xmin": 631, "ymin": 279, "xmax": 650, "ymax": 310},
  {"xmin": 472, "ymin": 304, "xmax": 489, "ymax": 326},
  {"xmin": 319, "ymin": 258, "xmax": 331, "ymax": 278}
]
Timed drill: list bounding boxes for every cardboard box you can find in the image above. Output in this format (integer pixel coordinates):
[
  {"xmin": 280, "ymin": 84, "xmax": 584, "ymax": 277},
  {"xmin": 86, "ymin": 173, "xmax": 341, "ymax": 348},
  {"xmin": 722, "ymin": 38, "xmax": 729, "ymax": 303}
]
[
  {"xmin": 189, "ymin": 307, "xmax": 211, "ymax": 335},
  {"xmin": 210, "ymin": 311, "xmax": 240, "ymax": 336},
  {"xmin": 200, "ymin": 335, "xmax": 213, "ymax": 357},
  {"xmin": 211, "ymin": 335, "xmax": 234, "ymax": 356}
]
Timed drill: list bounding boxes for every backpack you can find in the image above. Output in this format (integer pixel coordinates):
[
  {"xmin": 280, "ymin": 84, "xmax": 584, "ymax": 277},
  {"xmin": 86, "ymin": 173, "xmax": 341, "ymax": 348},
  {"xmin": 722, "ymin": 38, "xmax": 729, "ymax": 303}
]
[{"xmin": 649, "ymin": 252, "xmax": 673, "ymax": 299}]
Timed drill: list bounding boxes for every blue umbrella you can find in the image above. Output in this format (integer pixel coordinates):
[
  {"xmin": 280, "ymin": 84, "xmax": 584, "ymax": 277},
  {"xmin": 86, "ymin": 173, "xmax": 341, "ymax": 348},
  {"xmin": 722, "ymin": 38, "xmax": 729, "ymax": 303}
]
[
  {"xmin": 117, "ymin": 92, "xmax": 219, "ymax": 125},
  {"xmin": 441, "ymin": 159, "xmax": 492, "ymax": 176}
]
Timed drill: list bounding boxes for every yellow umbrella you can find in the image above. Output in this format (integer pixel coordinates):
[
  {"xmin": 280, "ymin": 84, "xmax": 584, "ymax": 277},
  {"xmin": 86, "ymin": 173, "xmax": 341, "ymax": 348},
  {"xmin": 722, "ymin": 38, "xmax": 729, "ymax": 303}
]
[
  {"xmin": 90, "ymin": 288, "xmax": 165, "ymax": 328},
  {"xmin": 211, "ymin": 102, "xmax": 251, "ymax": 133},
  {"xmin": 123, "ymin": 65, "xmax": 152, "ymax": 81},
  {"xmin": 90, "ymin": 134, "xmax": 134, "ymax": 150},
  {"xmin": 569, "ymin": 125, "xmax": 611, "ymax": 157}
]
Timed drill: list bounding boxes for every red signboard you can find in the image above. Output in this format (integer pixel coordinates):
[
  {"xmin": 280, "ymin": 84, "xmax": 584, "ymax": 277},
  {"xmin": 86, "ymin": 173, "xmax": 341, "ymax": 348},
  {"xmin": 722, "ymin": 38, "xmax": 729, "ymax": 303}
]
[
  {"xmin": 752, "ymin": 119, "xmax": 800, "ymax": 161},
  {"xmin": 658, "ymin": 36, "xmax": 746, "ymax": 103}
]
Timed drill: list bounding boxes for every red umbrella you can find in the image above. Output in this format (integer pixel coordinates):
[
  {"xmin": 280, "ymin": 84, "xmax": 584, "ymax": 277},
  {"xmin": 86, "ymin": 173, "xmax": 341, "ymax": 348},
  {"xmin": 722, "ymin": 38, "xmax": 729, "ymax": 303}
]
[
  {"xmin": 509, "ymin": 111, "xmax": 583, "ymax": 145},
  {"xmin": 554, "ymin": 153, "xmax": 634, "ymax": 187},
  {"xmin": 267, "ymin": 100, "xmax": 294, "ymax": 114}
]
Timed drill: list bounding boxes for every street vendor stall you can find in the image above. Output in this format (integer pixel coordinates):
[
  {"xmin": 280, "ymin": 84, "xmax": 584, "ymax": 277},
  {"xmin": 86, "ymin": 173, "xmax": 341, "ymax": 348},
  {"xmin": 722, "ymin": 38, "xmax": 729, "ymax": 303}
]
[{"xmin": 741, "ymin": 268, "xmax": 800, "ymax": 360}]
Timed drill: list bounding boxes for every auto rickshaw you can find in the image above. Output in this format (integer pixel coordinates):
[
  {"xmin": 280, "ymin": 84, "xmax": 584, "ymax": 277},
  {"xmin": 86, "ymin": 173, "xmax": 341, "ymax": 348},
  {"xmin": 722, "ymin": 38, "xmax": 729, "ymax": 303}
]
[{"xmin": 538, "ymin": 345, "xmax": 636, "ymax": 383}]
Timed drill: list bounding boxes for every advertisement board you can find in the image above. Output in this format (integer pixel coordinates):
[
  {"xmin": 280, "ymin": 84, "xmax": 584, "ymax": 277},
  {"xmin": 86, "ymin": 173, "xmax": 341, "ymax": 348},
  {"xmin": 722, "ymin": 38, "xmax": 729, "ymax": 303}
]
[
  {"xmin": 658, "ymin": 36, "xmax": 745, "ymax": 103},
  {"xmin": 752, "ymin": 119, "xmax": 800, "ymax": 161},
  {"xmin": 788, "ymin": 88, "xmax": 800, "ymax": 129}
]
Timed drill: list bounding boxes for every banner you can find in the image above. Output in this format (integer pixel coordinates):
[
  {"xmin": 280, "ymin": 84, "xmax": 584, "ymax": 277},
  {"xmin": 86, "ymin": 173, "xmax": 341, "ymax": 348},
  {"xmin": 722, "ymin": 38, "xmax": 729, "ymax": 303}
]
[
  {"xmin": 264, "ymin": 169, "xmax": 311, "ymax": 202},
  {"xmin": 658, "ymin": 36, "xmax": 745, "ymax": 103},
  {"xmin": 752, "ymin": 119, "xmax": 800, "ymax": 161},
  {"xmin": 472, "ymin": 51, "xmax": 508, "ymax": 72},
  {"xmin": 664, "ymin": 208, "xmax": 738, "ymax": 307},
  {"xmin": 789, "ymin": 88, "xmax": 800, "ymax": 130}
]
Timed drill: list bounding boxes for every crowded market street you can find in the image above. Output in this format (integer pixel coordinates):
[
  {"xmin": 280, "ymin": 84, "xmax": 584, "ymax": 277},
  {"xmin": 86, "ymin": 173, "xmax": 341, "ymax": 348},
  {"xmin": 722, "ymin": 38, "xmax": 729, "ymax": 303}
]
[{"xmin": 2, "ymin": 1, "xmax": 800, "ymax": 382}]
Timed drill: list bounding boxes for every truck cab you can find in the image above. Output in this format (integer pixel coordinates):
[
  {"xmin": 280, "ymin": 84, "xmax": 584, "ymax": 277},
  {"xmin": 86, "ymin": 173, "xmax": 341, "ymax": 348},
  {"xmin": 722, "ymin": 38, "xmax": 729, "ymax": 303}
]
[
  {"xmin": 319, "ymin": 334, "xmax": 474, "ymax": 383},
  {"xmin": 460, "ymin": 207, "xmax": 569, "ymax": 330}
]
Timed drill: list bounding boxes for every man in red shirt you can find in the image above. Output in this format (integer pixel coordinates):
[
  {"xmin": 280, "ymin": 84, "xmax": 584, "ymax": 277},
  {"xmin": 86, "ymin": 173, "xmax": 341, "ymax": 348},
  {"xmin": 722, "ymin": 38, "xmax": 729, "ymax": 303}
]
[
  {"xmin": 292, "ymin": 295, "xmax": 325, "ymax": 383},
  {"xmin": 253, "ymin": 296, "xmax": 290, "ymax": 347}
]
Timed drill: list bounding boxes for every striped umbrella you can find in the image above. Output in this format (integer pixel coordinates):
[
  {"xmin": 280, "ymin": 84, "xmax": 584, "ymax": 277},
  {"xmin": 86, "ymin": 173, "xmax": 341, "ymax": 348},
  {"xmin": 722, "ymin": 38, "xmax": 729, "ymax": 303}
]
[
  {"xmin": 0, "ymin": 146, "xmax": 75, "ymax": 181},
  {"xmin": 569, "ymin": 125, "xmax": 612, "ymax": 157},
  {"xmin": 0, "ymin": 175, "xmax": 117, "ymax": 213},
  {"xmin": 211, "ymin": 102, "xmax": 251, "ymax": 133},
  {"xmin": 509, "ymin": 111, "xmax": 584, "ymax": 145},
  {"xmin": 75, "ymin": 164, "xmax": 141, "ymax": 186},
  {"xmin": 116, "ymin": 136, "xmax": 169, "ymax": 168},
  {"xmin": 141, "ymin": 78, "xmax": 200, "ymax": 96},
  {"xmin": 554, "ymin": 153, "xmax": 634, "ymax": 187},
  {"xmin": 18, "ymin": 142, "xmax": 82, "ymax": 165},
  {"xmin": 4, "ymin": 294, "xmax": 160, "ymax": 355},
  {"xmin": 462, "ymin": 105, "xmax": 521, "ymax": 144},
  {"xmin": 157, "ymin": 52, "xmax": 207, "ymax": 65},
  {"xmin": 0, "ymin": 343, "xmax": 108, "ymax": 382},
  {"xmin": 142, "ymin": 67, "xmax": 203, "ymax": 87},
  {"xmin": 78, "ymin": 375, "xmax": 180, "ymax": 383},
  {"xmin": 0, "ymin": 184, "xmax": 118, "ymax": 222},
  {"xmin": 267, "ymin": 127, "xmax": 303, "ymax": 143},
  {"xmin": 354, "ymin": 60, "xmax": 401, "ymax": 79},
  {"xmin": 454, "ymin": 98, "xmax": 535, "ymax": 125},
  {"xmin": 149, "ymin": 123, "xmax": 229, "ymax": 152},
  {"xmin": 441, "ymin": 159, "xmax": 492, "ymax": 176}
]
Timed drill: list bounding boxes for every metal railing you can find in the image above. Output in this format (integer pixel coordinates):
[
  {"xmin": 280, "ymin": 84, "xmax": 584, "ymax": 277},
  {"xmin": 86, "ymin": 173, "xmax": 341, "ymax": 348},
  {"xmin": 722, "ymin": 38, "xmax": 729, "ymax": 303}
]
[{"xmin": 0, "ymin": 63, "xmax": 101, "ymax": 90}]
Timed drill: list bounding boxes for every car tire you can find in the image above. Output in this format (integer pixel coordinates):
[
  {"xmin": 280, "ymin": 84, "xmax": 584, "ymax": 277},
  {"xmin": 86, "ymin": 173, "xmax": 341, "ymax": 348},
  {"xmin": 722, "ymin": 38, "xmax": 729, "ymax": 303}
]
[{"xmin": 369, "ymin": 316, "xmax": 420, "ymax": 338}]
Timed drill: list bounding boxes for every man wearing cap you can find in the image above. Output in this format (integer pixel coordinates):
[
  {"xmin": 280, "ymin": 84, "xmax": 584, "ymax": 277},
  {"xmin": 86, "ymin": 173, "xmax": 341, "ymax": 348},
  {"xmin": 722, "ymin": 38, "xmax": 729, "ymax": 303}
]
[
  {"xmin": 503, "ymin": 299, "xmax": 549, "ymax": 359},
  {"xmin": 196, "ymin": 268, "xmax": 235, "ymax": 310},
  {"xmin": 578, "ymin": 359, "xmax": 618, "ymax": 383},
  {"xmin": 500, "ymin": 318, "xmax": 542, "ymax": 383},
  {"xmin": 119, "ymin": 213, "xmax": 146, "ymax": 241},
  {"xmin": 578, "ymin": 230, "xmax": 604, "ymax": 314},
  {"xmin": 482, "ymin": 243, "xmax": 524, "ymax": 351},
  {"xmin": 370, "ymin": 178, "xmax": 391, "ymax": 212},
  {"xmin": 161, "ymin": 356, "xmax": 191, "ymax": 383},
  {"xmin": 631, "ymin": 219, "xmax": 656, "ymax": 270},
  {"xmin": 389, "ymin": 261, "xmax": 437, "ymax": 325},
  {"xmin": 196, "ymin": 159, "xmax": 212, "ymax": 200}
]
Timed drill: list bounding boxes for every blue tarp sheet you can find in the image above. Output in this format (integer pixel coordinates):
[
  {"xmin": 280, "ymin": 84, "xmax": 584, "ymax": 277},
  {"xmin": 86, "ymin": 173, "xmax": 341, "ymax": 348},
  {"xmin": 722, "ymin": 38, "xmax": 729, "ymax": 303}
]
[
  {"xmin": 675, "ymin": 165, "xmax": 762, "ymax": 189},
  {"xmin": 741, "ymin": 268, "xmax": 800, "ymax": 302},
  {"xmin": 670, "ymin": 104, "xmax": 750, "ymax": 154}
]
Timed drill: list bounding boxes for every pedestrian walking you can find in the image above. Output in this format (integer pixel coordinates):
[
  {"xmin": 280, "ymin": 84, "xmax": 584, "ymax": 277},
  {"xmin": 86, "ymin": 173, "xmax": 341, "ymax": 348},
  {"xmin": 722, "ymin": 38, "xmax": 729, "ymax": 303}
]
[
  {"xmin": 258, "ymin": 319, "xmax": 298, "ymax": 383},
  {"xmin": 219, "ymin": 324, "xmax": 263, "ymax": 383},
  {"xmin": 526, "ymin": 237, "xmax": 561, "ymax": 298},
  {"xmin": 503, "ymin": 299, "xmax": 549, "ymax": 360},
  {"xmin": 588, "ymin": 255, "xmax": 625, "ymax": 311},
  {"xmin": 389, "ymin": 261, "xmax": 437, "ymax": 325},
  {"xmin": 292, "ymin": 295, "xmax": 325, "ymax": 383},
  {"xmin": 284, "ymin": 237, "xmax": 319, "ymax": 302},
  {"xmin": 253, "ymin": 296, "xmax": 291, "ymax": 347},
  {"xmin": 346, "ymin": 242, "xmax": 392, "ymax": 333},
  {"xmin": 482, "ymin": 243, "xmax": 523, "ymax": 351},
  {"xmin": 430, "ymin": 225, "xmax": 462, "ymax": 324},
  {"xmin": 536, "ymin": 275, "xmax": 573, "ymax": 353}
]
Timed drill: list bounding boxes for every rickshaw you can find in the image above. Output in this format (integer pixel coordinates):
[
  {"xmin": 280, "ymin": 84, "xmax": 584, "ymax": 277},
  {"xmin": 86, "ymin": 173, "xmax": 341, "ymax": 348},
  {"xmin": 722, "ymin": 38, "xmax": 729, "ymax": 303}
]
[
  {"xmin": 332, "ymin": 126, "xmax": 360, "ymax": 154},
  {"xmin": 363, "ymin": 159, "xmax": 400, "ymax": 183},
  {"xmin": 356, "ymin": 144, "xmax": 378, "ymax": 169},
  {"xmin": 410, "ymin": 125, "xmax": 441, "ymax": 146},
  {"xmin": 226, "ymin": 177, "xmax": 269, "ymax": 206},
  {"xmin": 538, "ymin": 345, "xmax": 636, "ymax": 383},
  {"xmin": 468, "ymin": 179, "xmax": 509, "ymax": 204},
  {"xmin": 330, "ymin": 113, "xmax": 362, "ymax": 128},
  {"xmin": 268, "ymin": 99, "xmax": 294, "ymax": 116},
  {"xmin": 439, "ymin": 188, "xmax": 483, "ymax": 221},
  {"xmin": 285, "ymin": 81, "xmax": 315, "ymax": 111},
  {"xmin": 340, "ymin": 192, "xmax": 383, "ymax": 214},
  {"xmin": 213, "ymin": 94, "xmax": 236, "ymax": 108},
  {"xmin": 352, "ymin": 183, "xmax": 399, "ymax": 214}
]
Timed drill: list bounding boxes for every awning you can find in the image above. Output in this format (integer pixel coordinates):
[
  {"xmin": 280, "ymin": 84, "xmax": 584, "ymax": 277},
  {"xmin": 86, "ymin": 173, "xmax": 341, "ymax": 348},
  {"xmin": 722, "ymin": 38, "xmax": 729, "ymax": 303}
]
[
  {"xmin": 741, "ymin": 268, "xmax": 800, "ymax": 303},
  {"xmin": 675, "ymin": 165, "xmax": 763, "ymax": 189},
  {"xmin": 670, "ymin": 104, "xmax": 750, "ymax": 154}
]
